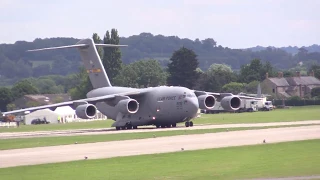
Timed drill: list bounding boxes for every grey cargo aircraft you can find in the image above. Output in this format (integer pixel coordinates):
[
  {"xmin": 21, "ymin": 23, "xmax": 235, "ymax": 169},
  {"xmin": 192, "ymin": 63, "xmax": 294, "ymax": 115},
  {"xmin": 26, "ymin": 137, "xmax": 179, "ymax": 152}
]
[{"xmin": 3, "ymin": 38, "xmax": 242, "ymax": 130}]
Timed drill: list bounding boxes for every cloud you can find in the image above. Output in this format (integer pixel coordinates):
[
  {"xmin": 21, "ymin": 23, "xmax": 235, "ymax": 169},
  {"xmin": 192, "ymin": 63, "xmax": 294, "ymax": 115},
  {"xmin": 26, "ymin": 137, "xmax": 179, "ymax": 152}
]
[
  {"xmin": 288, "ymin": 20, "xmax": 320, "ymax": 31},
  {"xmin": 183, "ymin": 0, "xmax": 238, "ymax": 6}
]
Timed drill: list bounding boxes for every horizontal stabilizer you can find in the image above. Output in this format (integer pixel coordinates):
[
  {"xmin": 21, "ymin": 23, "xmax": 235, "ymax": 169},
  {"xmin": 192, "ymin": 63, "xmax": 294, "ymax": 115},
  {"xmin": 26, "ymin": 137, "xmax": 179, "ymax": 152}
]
[
  {"xmin": 95, "ymin": 44, "xmax": 128, "ymax": 47},
  {"xmin": 27, "ymin": 43, "xmax": 128, "ymax": 52},
  {"xmin": 27, "ymin": 44, "xmax": 89, "ymax": 52}
]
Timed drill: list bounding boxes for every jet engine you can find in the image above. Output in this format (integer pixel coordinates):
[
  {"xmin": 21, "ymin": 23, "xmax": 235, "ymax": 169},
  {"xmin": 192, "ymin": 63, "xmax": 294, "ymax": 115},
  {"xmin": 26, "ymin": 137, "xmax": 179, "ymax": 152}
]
[
  {"xmin": 220, "ymin": 96, "xmax": 241, "ymax": 111},
  {"xmin": 197, "ymin": 95, "xmax": 216, "ymax": 109},
  {"xmin": 75, "ymin": 104, "xmax": 97, "ymax": 119},
  {"xmin": 116, "ymin": 99, "xmax": 139, "ymax": 114}
]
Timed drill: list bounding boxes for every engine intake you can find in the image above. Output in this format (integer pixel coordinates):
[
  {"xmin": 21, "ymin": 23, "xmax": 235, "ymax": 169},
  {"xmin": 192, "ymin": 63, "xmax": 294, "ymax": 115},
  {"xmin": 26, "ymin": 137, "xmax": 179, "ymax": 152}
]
[
  {"xmin": 75, "ymin": 104, "xmax": 97, "ymax": 119},
  {"xmin": 220, "ymin": 96, "xmax": 241, "ymax": 111},
  {"xmin": 116, "ymin": 99, "xmax": 139, "ymax": 114},
  {"xmin": 197, "ymin": 95, "xmax": 216, "ymax": 109}
]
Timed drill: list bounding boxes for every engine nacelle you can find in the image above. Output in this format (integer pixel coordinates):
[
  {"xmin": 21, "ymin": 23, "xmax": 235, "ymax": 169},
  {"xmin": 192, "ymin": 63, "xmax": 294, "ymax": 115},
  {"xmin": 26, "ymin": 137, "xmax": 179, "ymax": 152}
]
[
  {"xmin": 116, "ymin": 99, "xmax": 139, "ymax": 114},
  {"xmin": 75, "ymin": 104, "xmax": 97, "ymax": 119},
  {"xmin": 197, "ymin": 95, "xmax": 216, "ymax": 110},
  {"xmin": 220, "ymin": 96, "xmax": 241, "ymax": 111}
]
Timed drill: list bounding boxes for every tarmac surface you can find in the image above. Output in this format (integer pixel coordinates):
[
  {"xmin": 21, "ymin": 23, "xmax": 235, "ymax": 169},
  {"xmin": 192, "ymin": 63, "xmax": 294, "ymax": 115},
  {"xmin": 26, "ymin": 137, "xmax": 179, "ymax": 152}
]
[
  {"xmin": 0, "ymin": 125, "xmax": 319, "ymax": 168},
  {"xmin": 1, "ymin": 120, "xmax": 320, "ymax": 139}
]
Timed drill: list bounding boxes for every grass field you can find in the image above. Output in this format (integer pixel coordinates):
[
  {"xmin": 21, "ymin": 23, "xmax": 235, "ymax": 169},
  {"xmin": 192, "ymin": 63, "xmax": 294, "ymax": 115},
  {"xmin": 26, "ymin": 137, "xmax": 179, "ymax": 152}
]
[
  {"xmin": 1, "ymin": 124, "xmax": 317, "ymax": 150},
  {"xmin": 198, "ymin": 105, "xmax": 320, "ymax": 124},
  {"xmin": 0, "ymin": 139, "xmax": 319, "ymax": 180},
  {"xmin": 1, "ymin": 105, "xmax": 319, "ymax": 133}
]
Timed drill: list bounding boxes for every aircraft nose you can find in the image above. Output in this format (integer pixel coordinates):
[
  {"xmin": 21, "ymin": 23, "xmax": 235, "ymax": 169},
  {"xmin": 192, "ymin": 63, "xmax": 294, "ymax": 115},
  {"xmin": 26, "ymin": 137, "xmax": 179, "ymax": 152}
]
[{"xmin": 188, "ymin": 97, "xmax": 199, "ymax": 115}]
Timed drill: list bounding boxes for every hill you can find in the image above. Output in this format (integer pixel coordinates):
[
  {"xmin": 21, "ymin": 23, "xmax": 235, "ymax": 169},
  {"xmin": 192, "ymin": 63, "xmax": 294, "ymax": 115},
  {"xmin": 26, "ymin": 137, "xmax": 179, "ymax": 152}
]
[
  {"xmin": 247, "ymin": 44, "xmax": 320, "ymax": 55},
  {"xmin": 1, "ymin": 32, "xmax": 320, "ymax": 86}
]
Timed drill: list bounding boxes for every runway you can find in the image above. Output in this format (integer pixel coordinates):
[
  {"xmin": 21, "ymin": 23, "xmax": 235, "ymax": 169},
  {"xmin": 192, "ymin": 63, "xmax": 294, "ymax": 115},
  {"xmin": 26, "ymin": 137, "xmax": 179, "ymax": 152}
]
[
  {"xmin": 0, "ymin": 125, "xmax": 319, "ymax": 168},
  {"xmin": 1, "ymin": 120, "xmax": 319, "ymax": 139}
]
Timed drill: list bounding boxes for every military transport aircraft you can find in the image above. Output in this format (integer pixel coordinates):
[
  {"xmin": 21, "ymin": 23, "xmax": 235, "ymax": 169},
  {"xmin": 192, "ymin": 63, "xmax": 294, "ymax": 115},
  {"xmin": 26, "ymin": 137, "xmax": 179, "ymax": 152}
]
[{"xmin": 3, "ymin": 38, "xmax": 243, "ymax": 130}]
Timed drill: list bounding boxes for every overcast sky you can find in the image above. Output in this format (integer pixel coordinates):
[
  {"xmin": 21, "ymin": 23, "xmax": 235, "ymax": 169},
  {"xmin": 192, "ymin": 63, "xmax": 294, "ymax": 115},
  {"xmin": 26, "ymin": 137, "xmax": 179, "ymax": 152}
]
[{"xmin": 0, "ymin": 0, "xmax": 319, "ymax": 48}]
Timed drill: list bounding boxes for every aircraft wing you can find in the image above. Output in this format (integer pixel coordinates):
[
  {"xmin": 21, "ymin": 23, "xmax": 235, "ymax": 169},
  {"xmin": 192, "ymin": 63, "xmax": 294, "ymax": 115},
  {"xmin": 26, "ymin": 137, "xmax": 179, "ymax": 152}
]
[
  {"xmin": 193, "ymin": 90, "xmax": 220, "ymax": 96},
  {"xmin": 194, "ymin": 90, "xmax": 256, "ymax": 100},
  {"xmin": 2, "ymin": 90, "xmax": 144, "ymax": 115}
]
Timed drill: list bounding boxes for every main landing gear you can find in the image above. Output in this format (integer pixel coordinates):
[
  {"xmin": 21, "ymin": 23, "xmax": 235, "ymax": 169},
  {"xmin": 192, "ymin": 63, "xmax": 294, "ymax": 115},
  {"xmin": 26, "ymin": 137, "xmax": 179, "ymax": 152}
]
[
  {"xmin": 115, "ymin": 124, "xmax": 138, "ymax": 130},
  {"xmin": 185, "ymin": 121, "xmax": 193, "ymax": 127},
  {"xmin": 155, "ymin": 123, "xmax": 177, "ymax": 128}
]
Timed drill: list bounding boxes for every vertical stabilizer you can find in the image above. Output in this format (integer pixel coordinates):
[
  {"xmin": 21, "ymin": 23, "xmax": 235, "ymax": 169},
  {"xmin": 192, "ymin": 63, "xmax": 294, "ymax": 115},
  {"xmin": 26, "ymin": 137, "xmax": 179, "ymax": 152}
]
[
  {"xmin": 76, "ymin": 39, "xmax": 111, "ymax": 88},
  {"xmin": 27, "ymin": 38, "xmax": 128, "ymax": 89}
]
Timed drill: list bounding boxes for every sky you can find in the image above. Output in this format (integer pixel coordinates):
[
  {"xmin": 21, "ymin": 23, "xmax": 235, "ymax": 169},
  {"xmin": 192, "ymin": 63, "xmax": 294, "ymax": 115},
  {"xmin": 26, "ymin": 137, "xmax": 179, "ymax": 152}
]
[{"xmin": 0, "ymin": 0, "xmax": 319, "ymax": 48}]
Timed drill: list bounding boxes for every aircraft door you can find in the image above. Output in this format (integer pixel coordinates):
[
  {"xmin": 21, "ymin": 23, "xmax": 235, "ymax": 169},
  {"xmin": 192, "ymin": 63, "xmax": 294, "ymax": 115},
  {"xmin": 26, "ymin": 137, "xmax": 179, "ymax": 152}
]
[{"xmin": 156, "ymin": 99, "xmax": 172, "ymax": 119}]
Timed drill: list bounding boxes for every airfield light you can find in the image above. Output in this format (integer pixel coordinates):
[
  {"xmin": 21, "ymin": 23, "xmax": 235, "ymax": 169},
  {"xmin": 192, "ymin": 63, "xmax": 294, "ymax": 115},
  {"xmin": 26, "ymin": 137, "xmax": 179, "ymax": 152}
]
[{"xmin": 152, "ymin": 117, "xmax": 156, "ymax": 120}]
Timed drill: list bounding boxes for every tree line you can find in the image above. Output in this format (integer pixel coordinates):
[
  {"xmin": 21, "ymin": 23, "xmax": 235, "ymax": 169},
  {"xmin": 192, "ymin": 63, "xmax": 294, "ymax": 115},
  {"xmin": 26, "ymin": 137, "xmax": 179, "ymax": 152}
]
[
  {"xmin": 1, "ymin": 29, "xmax": 320, "ymax": 112},
  {"xmin": 1, "ymin": 32, "xmax": 320, "ymax": 87}
]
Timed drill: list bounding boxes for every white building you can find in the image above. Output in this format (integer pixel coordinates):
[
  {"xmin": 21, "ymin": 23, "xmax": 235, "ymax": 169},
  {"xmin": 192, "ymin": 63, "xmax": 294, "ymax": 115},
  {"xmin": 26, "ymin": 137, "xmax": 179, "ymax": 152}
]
[
  {"xmin": 24, "ymin": 109, "xmax": 59, "ymax": 125},
  {"xmin": 54, "ymin": 106, "xmax": 108, "ymax": 123},
  {"xmin": 54, "ymin": 106, "xmax": 76, "ymax": 123}
]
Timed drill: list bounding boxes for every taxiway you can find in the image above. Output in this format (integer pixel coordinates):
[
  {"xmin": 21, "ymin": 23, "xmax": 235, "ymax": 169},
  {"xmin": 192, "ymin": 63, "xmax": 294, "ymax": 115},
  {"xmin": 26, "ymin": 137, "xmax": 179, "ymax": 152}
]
[
  {"xmin": 0, "ymin": 120, "xmax": 319, "ymax": 139},
  {"xmin": 0, "ymin": 125, "xmax": 319, "ymax": 168}
]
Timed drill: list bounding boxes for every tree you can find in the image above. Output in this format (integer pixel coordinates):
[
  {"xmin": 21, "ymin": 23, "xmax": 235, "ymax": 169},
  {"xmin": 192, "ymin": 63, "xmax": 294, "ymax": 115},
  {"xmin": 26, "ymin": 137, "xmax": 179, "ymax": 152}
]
[
  {"xmin": 195, "ymin": 64, "xmax": 236, "ymax": 92},
  {"xmin": 245, "ymin": 81, "xmax": 260, "ymax": 93},
  {"xmin": 201, "ymin": 38, "xmax": 217, "ymax": 50},
  {"xmin": 114, "ymin": 59, "xmax": 167, "ymax": 88},
  {"xmin": 132, "ymin": 60, "xmax": 167, "ymax": 87},
  {"xmin": 102, "ymin": 29, "xmax": 123, "ymax": 84},
  {"xmin": 68, "ymin": 67, "xmax": 93, "ymax": 100},
  {"xmin": 239, "ymin": 59, "xmax": 273, "ymax": 83},
  {"xmin": 11, "ymin": 79, "xmax": 39, "ymax": 99},
  {"xmin": 0, "ymin": 87, "xmax": 14, "ymax": 112},
  {"xmin": 92, "ymin": 33, "xmax": 103, "ymax": 59},
  {"xmin": 309, "ymin": 64, "xmax": 320, "ymax": 79},
  {"xmin": 167, "ymin": 47, "xmax": 199, "ymax": 88},
  {"xmin": 222, "ymin": 82, "xmax": 246, "ymax": 94}
]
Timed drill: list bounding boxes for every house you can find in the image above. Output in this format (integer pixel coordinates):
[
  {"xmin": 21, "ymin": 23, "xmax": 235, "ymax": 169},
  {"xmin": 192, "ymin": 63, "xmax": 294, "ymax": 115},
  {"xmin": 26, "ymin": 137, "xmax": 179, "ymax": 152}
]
[
  {"xmin": 261, "ymin": 71, "xmax": 320, "ymax": 99},
  {"xmin": 10, "ymin": 94, "xmax": 71, "ymax": 110}
]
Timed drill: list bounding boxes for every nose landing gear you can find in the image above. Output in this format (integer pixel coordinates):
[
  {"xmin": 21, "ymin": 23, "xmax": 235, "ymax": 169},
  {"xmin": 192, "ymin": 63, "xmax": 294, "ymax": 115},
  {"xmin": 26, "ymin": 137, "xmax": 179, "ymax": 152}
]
[{"xmin": 185, "ymin": 121, "xmax": 193, "ymax": 127}]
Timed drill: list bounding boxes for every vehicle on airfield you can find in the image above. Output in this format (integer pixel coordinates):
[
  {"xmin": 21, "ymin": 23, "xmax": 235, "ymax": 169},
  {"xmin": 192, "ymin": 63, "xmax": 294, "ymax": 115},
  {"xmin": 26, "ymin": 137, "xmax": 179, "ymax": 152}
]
[
  {"xmin": 260, "ymin": 101, "xmax": 274, "ymax": 111},
  {"xmin": 236, "ymin": 99, "xmax": 258, "ymax": 113},
  {"xmin": 31, "ymin": 117, "xmax": 50, "ymax": 125},
  {"xmin": 3, "ymin": 38, "xmax": 246, "ymax": 130}
]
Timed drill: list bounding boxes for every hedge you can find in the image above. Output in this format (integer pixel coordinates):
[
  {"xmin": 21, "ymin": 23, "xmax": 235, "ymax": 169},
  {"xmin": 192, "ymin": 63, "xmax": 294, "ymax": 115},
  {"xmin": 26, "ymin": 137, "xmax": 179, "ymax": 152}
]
[{"xmin": 273, "ymin": 99, "xmax": 320, "ymax": 106}]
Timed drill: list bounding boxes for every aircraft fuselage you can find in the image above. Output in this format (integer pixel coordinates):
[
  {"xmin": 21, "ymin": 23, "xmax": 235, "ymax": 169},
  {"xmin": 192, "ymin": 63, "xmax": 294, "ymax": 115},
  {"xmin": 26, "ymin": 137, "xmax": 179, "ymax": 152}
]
[{"xmin": 86, "ymin": 86, "xmax": 199, "ymax": 127}]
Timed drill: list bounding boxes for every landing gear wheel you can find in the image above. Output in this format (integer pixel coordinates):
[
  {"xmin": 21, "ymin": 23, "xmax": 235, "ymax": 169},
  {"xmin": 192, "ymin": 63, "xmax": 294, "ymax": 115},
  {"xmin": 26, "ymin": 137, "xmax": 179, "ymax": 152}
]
[
  {"xmin": 121, "ymin": 126, "xmax": 126, "ymax": 130},
  {"xmin": 185, "ymin": 121, "xmax": 190, "ymax": 127},
  {"xmin": 172, "ymin": 123, "xmax": 177, "ymax": 127},
  {"xmin": 189, "ymin": 121, "xmax": 193, "ymax": 127},
  {"xmin": 133, "ymin": 126, "xmax": 138, "ymax": 129},
  {"xmin": 156, "ymin": 125, "xmax": 160, "ymax": 128},
  {"xmin": 167, "ymin": 124, "xmax": 172, "ymax": 128},
  {"xmin": 116, "ymin": 127, "xmax": 120, "ymax": 130},
  {"xmin": 126, "ymin": 125, "xmax": 133, "ymax": 129}
]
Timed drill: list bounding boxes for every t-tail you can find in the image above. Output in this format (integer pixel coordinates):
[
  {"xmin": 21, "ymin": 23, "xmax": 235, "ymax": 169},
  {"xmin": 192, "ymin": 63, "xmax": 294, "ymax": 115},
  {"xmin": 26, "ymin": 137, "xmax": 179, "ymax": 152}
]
[{"xmin": 27, "ymin": 38, "xmax": 127, "ymax": 89}]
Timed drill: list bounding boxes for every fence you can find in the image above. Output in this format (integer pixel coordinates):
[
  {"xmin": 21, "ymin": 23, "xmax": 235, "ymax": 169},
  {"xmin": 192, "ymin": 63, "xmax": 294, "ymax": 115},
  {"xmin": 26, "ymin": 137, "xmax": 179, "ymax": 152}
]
[
  {"xmin": 0, "ymin": 122, "xmax": 17, "ymax": 128},
  {"xmin": 273, "ymin": 99, "xmax": 320, "ymax": 106}
]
